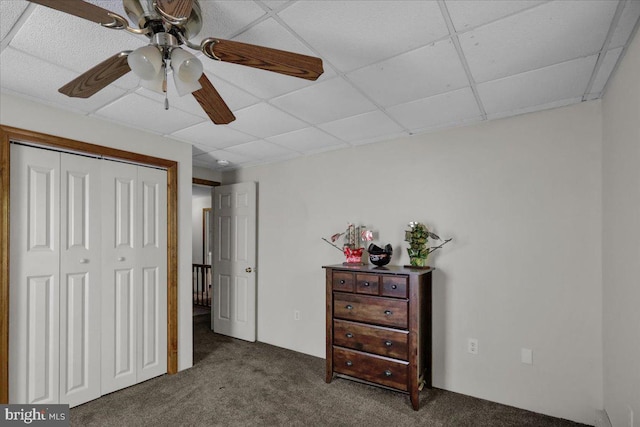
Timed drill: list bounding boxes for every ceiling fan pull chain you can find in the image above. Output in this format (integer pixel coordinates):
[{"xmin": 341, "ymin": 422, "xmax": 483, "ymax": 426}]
[{"xmin": 163, "ymin": 58, "xmax": 169, "ymax": 111}]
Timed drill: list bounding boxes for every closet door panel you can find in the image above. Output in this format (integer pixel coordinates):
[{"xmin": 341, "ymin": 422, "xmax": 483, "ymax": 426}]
[
  {"xmin": 9, "ymin": 145, "xmax": 60, "ymax": 404},
  {"xmin": 101, "ymin": 161, "xmax": 138, "ymax": 394},
  {"xmin": 137, "ymin": 167, "xmax": 167, "ymax": 382},
  {"xmin": 59, "ymin": 154, "xmax": 102, "ymax": 407}
]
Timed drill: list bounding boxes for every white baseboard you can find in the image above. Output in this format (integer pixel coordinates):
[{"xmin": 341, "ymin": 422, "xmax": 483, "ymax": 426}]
[{"xmin": 595, "ymin": 409, "xmax": 613, "ymax": 427}]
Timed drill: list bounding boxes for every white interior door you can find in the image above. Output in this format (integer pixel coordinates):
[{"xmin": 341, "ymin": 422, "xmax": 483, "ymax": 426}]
[
  {"xmin": 136, "ymin": 166, "xmax": 167, "ymax": 382},
  {"xmin": 212, "ymin": 182, "xmax": 257, "ymax": 342},
  {"xmin": 9, "ymin": 144, "xmax": 61, "ymax": 404},
  {"xmin": 59, "ymin": 153, "xmax": 102, "ymax": 407},
  {"xmin": 101, "ymin": 161, "xmax": 139, "ymax": 393}
]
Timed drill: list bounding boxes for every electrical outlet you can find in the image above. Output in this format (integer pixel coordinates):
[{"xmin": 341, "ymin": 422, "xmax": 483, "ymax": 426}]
[
  {"xmin": 467, "ymin": 338, "xmax": 478, "ymax": 355},
  {"xmin": 294, "ymin": 310, "xmax": 300, "ymax": 321},
  {"xmin": 521, "ymin": 348, "xmax": 533, "ymax": 365}
]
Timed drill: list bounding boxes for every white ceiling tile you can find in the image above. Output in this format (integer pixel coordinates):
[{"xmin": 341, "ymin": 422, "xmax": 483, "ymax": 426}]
[
  {"xmin": 279, "ymin": 1, "xmax": 449, "ymax": 72},
  {"xmin": 228, "ymin": 102, "xmax": 306, "ymax": 138},
  {"xmin": 486, "ymin": 97, "xmax": 580, "ymax": 121},
  {"xmin": 94, "ymin": 93, "xmax": 204, "ymax": 134},
  {"xmin": 478, "ymin": 55, "xmax": 598, "ymax": 116},
  {"xmin": 444, "ymin": 0, "xmax": 547, "ymax": 32},
  {"xmin": 608, "ymin": 0, "xmax": 640, "ymax": 49},
  {"xmin": 319, "ymin": 111, "xmax": 404, "ymax": 144},
  {"xmin": 192, "ymin": 143, "xmax": 213, "ymax": 157},
  {"xmin": 460, "ymin": 1, "xmax": 617, "ymax": 83},
  {"xmin": 10, "ymin": 6, "xmax": 146, "ymax": 74},
  {"xmin": 0, "ymin": 47, "xmax": 125, "ymax": 113},
  {"xmin": 203, "ymin": 18, "xmax": 335, "ymax": 99},
  {"xmin": 225, "ymin": 140, "xmax": 297, "ymax": 160},
  {"xmin": 347, "ymin": 39, "xmax": 468, "ymax": 108},
  {"xmin": 0, "ymin": 0, "xmax": 29, "ymax": 41},
  {"xmin": 260, "ymin": 1, "xmax": 291, "ymax": 11},
  {"xmin": 172, "ymin": 121, "xmax": 256, "ymax": 149},
  {"xmin": 194, "ymin": 149, "xmax": 254, "ymax": 167},
  {"xmin": 589, "ymin": 47, "xmax": 623, "ymax": 95},
  {"xmin": 387, "ymin": 87, "xmax": 481, "ymax": 131},
  {"xmin": 266, "ymin": 127, "xmax": 347, "ymax": 154},
  {"xmin": 271, "ymin": 77, "xmax": 375, "ymax": 124},
  {"xmin": 189, "ymin": 0, "xmax": 267, "ymax": 44}
]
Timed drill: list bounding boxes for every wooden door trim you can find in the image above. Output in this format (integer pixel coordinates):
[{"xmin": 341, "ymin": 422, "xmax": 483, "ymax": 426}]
[{"xmin": 0, "ymin": 125, "xmax": 179, "ymax": 403}]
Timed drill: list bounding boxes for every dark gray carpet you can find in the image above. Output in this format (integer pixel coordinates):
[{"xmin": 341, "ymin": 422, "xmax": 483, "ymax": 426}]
[{"xmin": 71, "ymin": 314, "xmax": 588, "ymax": 426}]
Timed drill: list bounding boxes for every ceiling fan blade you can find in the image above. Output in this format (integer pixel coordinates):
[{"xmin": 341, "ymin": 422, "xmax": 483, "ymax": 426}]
[
  {"xmin": 155, "ymin": 0, "xmax": 193, "ymax": 21},
  {"xmin": 202, "ymin": 39, "xmax": 324, "ymax": 81},
  {"xmin": 59, "ymin": 52, "xmax": 131, "ymax": 98},
  {"xmin": 27, "ymin": 0, "xmax": 118, "ymax": 25},
  {"xmin": 192, "ymin": 74, "xmax": 236, "ymax": 125}
]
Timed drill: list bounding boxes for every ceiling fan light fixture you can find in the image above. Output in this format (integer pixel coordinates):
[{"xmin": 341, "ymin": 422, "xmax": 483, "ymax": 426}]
[
  {"xmin": 128, "ymin": 45, "xmax": 163, "ymax": 80},
  {"xmin": 170, "ymin": 48, "xmax": 203, "ymax": 96}
]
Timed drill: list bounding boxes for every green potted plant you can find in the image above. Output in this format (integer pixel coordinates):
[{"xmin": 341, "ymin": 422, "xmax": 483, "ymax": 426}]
[{"xmin": 405, "ymin": 222, "xmax": 451, "ymax": 267}]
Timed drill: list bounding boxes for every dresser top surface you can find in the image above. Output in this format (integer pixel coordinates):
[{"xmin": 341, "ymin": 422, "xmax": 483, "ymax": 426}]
[{"xmin": 322, "ymin": 264, "xmax": 433, "ymax": 276}]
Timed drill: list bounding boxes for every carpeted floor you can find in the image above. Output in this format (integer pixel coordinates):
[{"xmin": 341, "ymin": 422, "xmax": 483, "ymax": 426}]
[{"xmin": 71, "ymin": 314, "xmax": 588, "ymax": 426}]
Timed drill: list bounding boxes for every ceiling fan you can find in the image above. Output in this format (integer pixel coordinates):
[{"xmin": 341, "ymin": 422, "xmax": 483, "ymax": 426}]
[{"xmin": 27, "ymin": 0, "xmax": 325, "ymax": 124}]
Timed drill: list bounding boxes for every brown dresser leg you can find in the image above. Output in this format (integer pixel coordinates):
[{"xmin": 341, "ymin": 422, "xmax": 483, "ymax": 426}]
[{"xmin": 411, "ymin": 389, "xmax": 419, "ymax": 410}]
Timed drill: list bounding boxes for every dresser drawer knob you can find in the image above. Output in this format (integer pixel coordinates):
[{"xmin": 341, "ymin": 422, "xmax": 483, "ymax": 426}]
[
  {"xmin": 384, "ymin": 310, "xmax": 393, "ymax": 316},
  {"xmin": 391, "ymin": 284, "xmax": 397, "ymax": 289},
  {"xmin": 385, "ymin": 340, "xmax": 393, "ymax": 347},
  {"xmin": 363, "ymin": 282, "xmax": 370, "ymax": 287},
  {"xmin": 346, "ymin": 333, "xmax": 353, "ymax": 338},
  {"xmin": 384, "ymin": 370, "xmax": 392, "ymax": 377},
  {"xmin": 346, "ymin": 360, "xmax": 353, "ymax": 367},
  {"xmin": 346, "ymin": 304, "xmax": 353, "ymax": 310},
  {"xmin": 340, "ymin": 279, "xmax": 345, "ymax": 284}
]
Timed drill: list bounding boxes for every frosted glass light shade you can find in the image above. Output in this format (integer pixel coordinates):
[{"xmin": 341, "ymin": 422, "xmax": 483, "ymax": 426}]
[
  {"xmin": 128, "ymin": 46, "xmax": 163, "ymax": 80},
  {"xmin": 140, "ymin": 68, "xmax": 164, "ymax": 94},
  {"xmin": 170, "ymin": 48, "xmax": 203, "ymax": 96}
]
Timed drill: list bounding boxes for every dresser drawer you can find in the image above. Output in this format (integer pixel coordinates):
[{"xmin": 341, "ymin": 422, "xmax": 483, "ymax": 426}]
[
  {"xmin": 334, "ymin": 293, "xmax": 408, "ymax": 328},
  {"xmin": 355, "ymin": 274, "xmax": 379, "ymax": 295},
  {"xmin": 332, "ymin": 271, "xmax": 354, "ymax": 292},
  {"xmin": 334, "ymin": 319, "xmax": 409, "ymax": 360},
  {"xmin": 381, "ymin": 276, "xmax": 408, "ymax": 298},
  {"xmin": 333, "ymin": 347, "xmax": 409, "ymax": 391}
]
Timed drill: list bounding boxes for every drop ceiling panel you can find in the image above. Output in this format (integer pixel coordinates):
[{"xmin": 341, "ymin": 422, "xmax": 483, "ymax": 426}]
[
  {"xmin": 0, "ymin": 0, "xmax": 29, "ymax": 41},
  {"xmin": 194, "ymin": 149, "xmax": 253, "ymax": 168},
  {"xmin": 279, "ymin": 1, "xmax": 449, "ymax": 72},
  {"xmin": 460, "ymin": 1, "xmax": 617, "ymax": 83},
  {"xmin": 478, "ymin": 55, "xmax": 598, "ymax": 116},
  {"xmin": 94, "ymin": 93, "xmax": 204, "ymax": 134},
  {"xmin": 271, "ymin": 77, "xmax": 376, "ymax": 124},
  {"xmin": 445, "ymin": 0, "xmax": 547, "ymax": 32},
  {"xmin": 387, "ymin": 87, "xmax": 481, "ymax": 132},
  {"xmin": 608, "ymin": 0, "xmax": 640, "ymax": 49},
  {"xmin": 225, "ymin": 140, "xmax": 298, "ymax": 160},
  {"xmin": 228, "ymin": 102, "xmax": 307, "ymax": 138},
  {"xmin": 172, "ymin": 121, "xmax": 256, "ymax": 149},
  {"xmin": 0, "ymin": 47, "xmax": 125, "ymax": 113},
  {"xmin": 9, "ymin": 6, "xmax": 145, "ymax": 74},
  {"xmin": 190, "ymin": 0, "xmax": 267, "ymax": 44},
  {"xmin": 266, "ymin": 127, "xmax": 347, "ymax": 154},
  {"xmin": 347, "ymin": 39, "xmax": 468, "ymax": 108},
  {"xmin": 319, "ymin": 111, "xmax": 405, "ymax": 144}
]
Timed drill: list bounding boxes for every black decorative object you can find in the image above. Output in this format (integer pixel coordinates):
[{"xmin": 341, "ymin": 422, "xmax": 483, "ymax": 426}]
[{"xmin": 368, "ymin": 243, "xmax": 393, "ymax": 266}]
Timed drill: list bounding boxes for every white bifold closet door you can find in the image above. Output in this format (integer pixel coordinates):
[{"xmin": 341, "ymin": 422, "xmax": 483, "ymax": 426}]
[
  {"xmin": 9, "ymin": 144, "xmax": 167, "ymax": 408},
  {"xmin": 101, "ymin": 161, "xmax": 167, "ymax": 395}
]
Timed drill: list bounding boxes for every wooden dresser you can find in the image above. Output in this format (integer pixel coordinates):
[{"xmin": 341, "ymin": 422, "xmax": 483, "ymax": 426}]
[{"xmin": 323, "ymin": 264, "xmax": 433, "ymax": 410}]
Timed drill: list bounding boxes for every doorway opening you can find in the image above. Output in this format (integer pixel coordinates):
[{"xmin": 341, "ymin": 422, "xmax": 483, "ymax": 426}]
[{"xmin": 192, "ymin": 178, "xmax": 218, "ymax": 317}]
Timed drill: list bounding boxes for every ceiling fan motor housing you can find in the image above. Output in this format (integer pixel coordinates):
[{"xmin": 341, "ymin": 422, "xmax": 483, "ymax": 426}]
[{"xmin": 123, "ymin": 0, "xmax": 203, "ymax": 40}]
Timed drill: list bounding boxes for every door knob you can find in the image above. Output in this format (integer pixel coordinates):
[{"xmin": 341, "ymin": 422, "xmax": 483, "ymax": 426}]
[
  {"xmin": 118, "ymin": 257, "xmax": 125, "ymax": 262},
  {"xmin": 245, "ymin": 267, "xmax": 252, "ymax": 273},
  {"xmin": 79, "ymin": 258, "xmax": 88, "ymax": 264}
]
